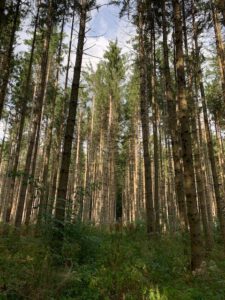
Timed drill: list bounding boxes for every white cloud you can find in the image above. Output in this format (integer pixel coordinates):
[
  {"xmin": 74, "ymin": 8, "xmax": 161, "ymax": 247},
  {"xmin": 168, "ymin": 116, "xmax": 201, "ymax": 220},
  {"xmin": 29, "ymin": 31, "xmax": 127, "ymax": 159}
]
[
  {"xmin": 13, "ymin": 3, "xmax": 136, "ymax": 92},
  {"xmin": 82, "ymin": 3, "xmax": 135, "ymax": 70},
  {"xmin": 83, "ymin": 35, "xmax": 109, "ymax": 70}
]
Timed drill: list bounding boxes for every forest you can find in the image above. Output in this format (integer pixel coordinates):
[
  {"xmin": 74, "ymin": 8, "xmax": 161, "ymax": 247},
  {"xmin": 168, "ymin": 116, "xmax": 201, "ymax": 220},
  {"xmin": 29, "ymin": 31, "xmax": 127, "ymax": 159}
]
[{"xmin": 0, "ymin": 0, "xmax": 225, "ymax": 299}]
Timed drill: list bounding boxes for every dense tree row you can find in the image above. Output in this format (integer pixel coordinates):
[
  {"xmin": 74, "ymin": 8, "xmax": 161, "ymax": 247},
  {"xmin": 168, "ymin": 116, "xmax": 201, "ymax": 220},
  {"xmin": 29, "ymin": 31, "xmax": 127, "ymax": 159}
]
[{"xmin": 0, "ymin": 0, "xmax": 225, "ymax": 271}]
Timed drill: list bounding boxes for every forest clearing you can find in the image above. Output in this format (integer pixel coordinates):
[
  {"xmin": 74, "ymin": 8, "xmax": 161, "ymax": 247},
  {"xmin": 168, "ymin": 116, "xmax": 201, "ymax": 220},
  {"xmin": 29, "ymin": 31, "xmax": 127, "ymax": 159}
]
[{"xmin": 0, "ymin": 0, "xmax": 225, "ymax": 299}]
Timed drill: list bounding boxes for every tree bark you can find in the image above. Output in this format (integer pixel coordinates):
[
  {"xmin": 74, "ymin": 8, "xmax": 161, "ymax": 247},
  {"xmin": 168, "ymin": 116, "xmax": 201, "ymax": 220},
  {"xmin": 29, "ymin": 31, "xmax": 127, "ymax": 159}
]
[
  {"xmin": 193, "ymin": 7, "xmax": 225, "ymax": 249},
  {"xmin": 5, "ymin": 4, "xmax": 40, "ymax": 223},
  {"xmin": 38, "ymin": 17, "xmax": 65, "ymax": 223},
  {"xmin": 162, "ymin": 0, "xmax": 188, "ymax": 230},
  {"xmin": 0, "ymin": 0, "xmax": 21, "ymax": 119},
  {"xmin": 55, "ymin": 3, "xmax": 87, "ymax": 228},
  {"xmin": 138, "ymin": 1, "xmax": 155, "ymax": 235},
  {"xmin": 173, "ymin": 0, "xmax": 204, "ymax": 270},
  {"xmin": 14, "ymin": 3, "xmax": 52, "ymax": 227},
  {"xmin": 211, "ymin": 0, "xmax": 225, "ymax": 104}
]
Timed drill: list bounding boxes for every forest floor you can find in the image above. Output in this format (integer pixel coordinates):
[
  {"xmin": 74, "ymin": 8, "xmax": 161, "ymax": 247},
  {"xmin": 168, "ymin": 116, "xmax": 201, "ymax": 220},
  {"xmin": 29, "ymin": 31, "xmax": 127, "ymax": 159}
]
[{"xmin": 0, "ymin": 223, "xmax": 225, "ymax": 300}]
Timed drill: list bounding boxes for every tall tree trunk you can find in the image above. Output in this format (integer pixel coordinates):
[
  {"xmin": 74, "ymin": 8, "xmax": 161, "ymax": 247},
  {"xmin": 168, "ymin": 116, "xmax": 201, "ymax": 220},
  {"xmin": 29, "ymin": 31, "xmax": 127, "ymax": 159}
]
[
  {"xmin": 0, "ymin": 0, "xmax": 6, "ymax": 33},
  {"xmin": 83, "ymin": 96, "xmax": 96, "ymax": 221},
  {"xmin": 14, "ymin": 3, "xmax": 52, "ymax": 227},
  {"xmin": 47, "ymin": 10, "xmax": 76, "ymax": 217},
  {"xmin": 184, "ymin": 0, "xmax": 214, "ymax": 251},
  {"xmin": 5, "ymin": 5, "xmax": 40, "ymax": 223},
  {"xmin": 0, "ymin": 125, "xmax": 18, "ymax": 222},
  {"xmin": 0, "ymin": 116, "xmax": 9, "ymax": 166},
  {"xmin": 55, "ymin": 4, "xmax": 87, "ymax": 228},
  {"xmin": 214, "ymin": 118, "xmax": 225, "ymax": 194},
  {"xmin": 162, "ymin": 0, "xmax": 188, "ymax": 230},
  {"xmin": 173, "ymin": 0, "xmax": 204, "ymax": 270},
  {"xmin": 197, "ymin": 112, "xmax": 214, "ymax": 235},
  {"xmin": 24, "ymin": 114, "xmax": 42, "ymax": 225},
  {"xmin": 193, "ymin": 8, "xmax": 225, "ymax": 249},
  {"xmin": 38, "ymin": 17, "xmax": 65, "ymax": 223},
  {"xmin": 211, "ymin": 0, "xmax": 225, "ymax": 104},
  {"xmin": 71, "ymin": 109, "xmax": 83, "ymax": 221},
  {"xmin": 151, "ymin": 17, "xmax": 160, "ymax": 233},
  {"xmin": 138, "ymin": 1, "xmax": 155, "ymax": 235},
  {"xmin": 0, "ymin": 0, "xmax": 21, "ymax": 119}
]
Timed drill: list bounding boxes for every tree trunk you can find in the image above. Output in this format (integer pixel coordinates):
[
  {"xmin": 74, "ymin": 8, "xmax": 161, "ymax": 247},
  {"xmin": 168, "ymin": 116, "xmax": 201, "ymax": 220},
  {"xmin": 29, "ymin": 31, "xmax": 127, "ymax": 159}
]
[
  {"xmin": 0, "ymin": 0, "xmax": 21, "ymax": 119},
  {"xmin": 193, "ymin": 8, "xmax": 225, "ymax": 249},
  {"xmin": 138, "ymin": 1, "xmax": 155, "ymax": 235},
  {"xmin": 24, "ymin": 114, "xmax": 41, "ymax": 225},
  {"xmin": 0, "ymin": 0, "xmax": 6, "ymax": 32},
  {"xmin": 211, "ymin": 0, "xmax": 225, "ymax": 104},
  {"xmin": 14, "ymin": 3, "xmax": 52, "ymax": 227},
  {"xmin": 173, "ymin": 0, "xmax": 204, "ymax": 270},
  {"xmin": 55, "ymin": 4, "xmax": 87, "ymax": 228},
  {"xmin": 162, "ymin": 0, "xmax": 188, "ymax": 230},
  {"xmin": 5, "ymin": 5, "xmax": 40, "ymax": 223},
  {"xmin": 38, "ymin": 17, "xmax": 65, "ymax": 223},
  {"xmin": 184, "ymin": 0, "xmax": 214, "ymax": 251}
]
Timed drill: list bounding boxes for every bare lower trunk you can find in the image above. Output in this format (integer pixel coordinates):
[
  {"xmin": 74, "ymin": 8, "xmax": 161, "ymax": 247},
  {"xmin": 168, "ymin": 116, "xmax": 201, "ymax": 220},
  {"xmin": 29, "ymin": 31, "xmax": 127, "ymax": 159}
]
[
  {"xmin": 5, "ymin": 6, "xmax": 40, "ymax": 223},
  {"xmin": 55, "ymin": 4, "xmax": 87, "ymax": 227},
  {"xmin": 193, "ymin": 12, "xmax": 225, "ymax": 249},
  {"xmin": 138, "ymin": 1, "xmax": 155, "ymax": 235},
  {"xmin": 173, "ymin": 0, "xmax": 204, "ymax": 270},
  {"xmin": 15, "ymin": 5, "xmax": 52, "ymax": 227},
  {"xmin": 162, "ymin": 0, "xmax": 187, "ymax": 230}
]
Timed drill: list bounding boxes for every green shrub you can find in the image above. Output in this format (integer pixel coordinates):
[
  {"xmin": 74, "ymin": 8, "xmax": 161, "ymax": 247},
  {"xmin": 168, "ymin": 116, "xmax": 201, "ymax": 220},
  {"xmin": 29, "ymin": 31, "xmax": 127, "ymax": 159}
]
[{"xmin": 0, "ymin": 223, "xmax": 225, "ymax": 299}]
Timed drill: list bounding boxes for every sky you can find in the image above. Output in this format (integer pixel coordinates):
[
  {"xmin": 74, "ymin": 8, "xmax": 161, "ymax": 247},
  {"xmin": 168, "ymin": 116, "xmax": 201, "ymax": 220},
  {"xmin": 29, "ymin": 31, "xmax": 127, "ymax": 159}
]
[
  {"xmin": 3, "ymin": 1, "xmax": 221, "ymax": 138},
  {"xmin": 0, "ymin": 2, "xmax": 136, "ymax": 138},
  {"xmin": 17, "ymin": 1, "xmax": 135, "ymax": 71},
  {"xmin": 71, "ymin": 2, "xmax": 135, "ymax": 70}
]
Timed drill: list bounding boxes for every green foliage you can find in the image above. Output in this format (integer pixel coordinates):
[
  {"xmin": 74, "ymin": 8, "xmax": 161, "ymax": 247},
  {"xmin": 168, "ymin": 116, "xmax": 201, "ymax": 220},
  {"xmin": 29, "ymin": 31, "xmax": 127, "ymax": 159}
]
[
  {"xmin": 0, "ymin": 224, "xmax": 225, "ymax": 299},
  {"xmin": 0, "ymin": 233, "xmax": 54, "ymax": 299},
  {"xmin": 206, "ymin": 78, "xmax": 225, "ymax": 122}
]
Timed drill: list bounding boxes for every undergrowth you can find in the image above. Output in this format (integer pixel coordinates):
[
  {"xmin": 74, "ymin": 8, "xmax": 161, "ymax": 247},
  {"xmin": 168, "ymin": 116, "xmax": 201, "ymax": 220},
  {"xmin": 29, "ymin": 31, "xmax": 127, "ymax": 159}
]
[{"xmin": 0, "ymin": 222, "xmax": 225, "ymax": 299}]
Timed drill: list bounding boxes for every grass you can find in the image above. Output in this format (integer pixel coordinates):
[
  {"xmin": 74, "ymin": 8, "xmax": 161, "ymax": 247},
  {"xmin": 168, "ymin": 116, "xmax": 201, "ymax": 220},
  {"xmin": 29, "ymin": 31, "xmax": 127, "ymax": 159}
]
[{"xmin": 0, "ymin": 222, "xmax": 225, "ymax": 299}]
